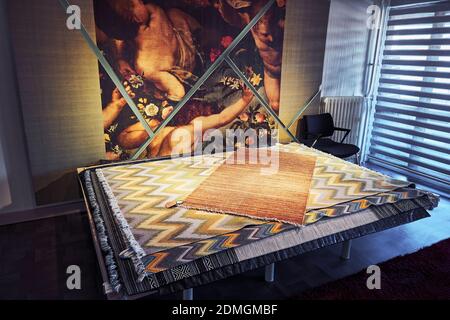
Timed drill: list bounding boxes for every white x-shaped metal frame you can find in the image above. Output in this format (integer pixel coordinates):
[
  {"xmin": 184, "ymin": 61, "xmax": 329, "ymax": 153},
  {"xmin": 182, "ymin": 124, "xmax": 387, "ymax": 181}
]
[{"xmin": 59, "ymin": 0, "xmax": 304, "ymax": 160}]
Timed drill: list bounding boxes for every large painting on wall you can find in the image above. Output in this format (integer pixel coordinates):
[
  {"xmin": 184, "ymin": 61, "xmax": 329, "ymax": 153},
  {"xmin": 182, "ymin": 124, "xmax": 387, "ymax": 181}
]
[{"xmin": 93, "ymin": 0, "xmax": 287, "ymax": 160}]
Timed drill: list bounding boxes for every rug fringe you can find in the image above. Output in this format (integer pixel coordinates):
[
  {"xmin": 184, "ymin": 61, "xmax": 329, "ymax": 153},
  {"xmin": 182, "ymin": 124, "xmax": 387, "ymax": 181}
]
[
  {"xmin": 179, "ymin": 203, "xmax": 305, "ymax": 227},
  {"xmin": 95, "ymin": 169, "xmax": 148, "ymax": 282},
  {"xmin": 83, "ymin": 171, "xmax": 122, "ymax": 293},
  {"xmin": 423, "ymin": 191, "xmax": 440, "ymax": 209}
]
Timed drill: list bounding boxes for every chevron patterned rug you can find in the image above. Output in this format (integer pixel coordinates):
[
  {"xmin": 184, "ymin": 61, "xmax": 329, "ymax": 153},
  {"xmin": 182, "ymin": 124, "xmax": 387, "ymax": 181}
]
[
  {"xmin": 277, "ymin": 144, "xmax": 411, "ymax": 211},
  {"xmin": 96, "ymin": 143, "xmax": 413, "ymax": 256},
  {"xmin": 80, "ymin": 143, "xmax": 441, "ymax": 289},
  {"xmin": 99, "ymin": 155, "xmax": 263, "ymax": 255}
]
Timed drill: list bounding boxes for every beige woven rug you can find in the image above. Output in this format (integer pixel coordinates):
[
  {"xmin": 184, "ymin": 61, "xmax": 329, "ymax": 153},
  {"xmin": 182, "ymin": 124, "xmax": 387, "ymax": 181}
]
[{"xmin": 180, "ymin": 150, "xmax": 317, "ymax": 226}]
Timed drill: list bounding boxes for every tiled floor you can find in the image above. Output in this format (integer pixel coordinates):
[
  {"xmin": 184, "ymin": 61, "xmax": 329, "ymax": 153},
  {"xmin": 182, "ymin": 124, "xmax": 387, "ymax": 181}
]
[{"xmin": 0, "ymin": 166, "xmax": 448, "ymax": 300}]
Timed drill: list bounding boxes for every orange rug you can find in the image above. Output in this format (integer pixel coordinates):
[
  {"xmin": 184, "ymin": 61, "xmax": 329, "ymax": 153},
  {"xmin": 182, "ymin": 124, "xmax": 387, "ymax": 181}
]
[{"xmin": 180, "ymin": 150, "xmax": 317, "ymax": 226}]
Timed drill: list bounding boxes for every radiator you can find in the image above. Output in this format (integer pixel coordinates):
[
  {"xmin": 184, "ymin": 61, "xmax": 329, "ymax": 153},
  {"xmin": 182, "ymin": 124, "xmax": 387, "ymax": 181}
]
[{"xmin": 320, "ymin": 96, "xmax": 366, "ymax": 147}]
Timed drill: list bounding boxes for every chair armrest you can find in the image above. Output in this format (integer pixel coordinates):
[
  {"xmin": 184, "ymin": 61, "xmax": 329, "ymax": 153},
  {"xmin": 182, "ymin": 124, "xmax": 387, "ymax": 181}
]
[
  {"xmin": 310, "ymin": 133, "xmax": 324, "ymax": 148},
  {"xmin": 333, "ymin": 127, "xmax": 351, "ymax": 143},
  {"xmin": 334, "ymin": 127, "xmax": 351, "ymax": 133}
]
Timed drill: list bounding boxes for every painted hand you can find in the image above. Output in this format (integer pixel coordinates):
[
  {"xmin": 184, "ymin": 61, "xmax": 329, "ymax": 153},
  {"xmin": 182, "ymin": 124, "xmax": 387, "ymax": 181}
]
[
  {"xmin": 241, "ymin": 84, "xmax": 254, "ymax": 104},
  {"xmin": 112, "ymin": 83, "xmax": 135, "ymax": 108}
]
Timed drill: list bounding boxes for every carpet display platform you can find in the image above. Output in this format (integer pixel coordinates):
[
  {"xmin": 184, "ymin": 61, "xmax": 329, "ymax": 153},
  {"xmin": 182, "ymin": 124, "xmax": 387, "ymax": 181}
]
[{"xmin": 78, "ymin": 143, "xmax": 439, "ymax": 299}]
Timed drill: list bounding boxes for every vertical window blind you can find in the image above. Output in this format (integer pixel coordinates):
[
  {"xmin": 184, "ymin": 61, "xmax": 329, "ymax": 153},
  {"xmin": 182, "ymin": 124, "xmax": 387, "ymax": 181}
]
[{"xmin": 368, "ymin": 0, "xmax": 450, "ymax": 195}]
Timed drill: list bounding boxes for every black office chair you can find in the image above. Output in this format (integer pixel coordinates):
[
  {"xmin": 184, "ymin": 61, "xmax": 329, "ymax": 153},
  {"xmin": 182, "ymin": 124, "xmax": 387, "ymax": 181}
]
[{"xmin": 297, "ymin": 113, "xmax": 360, "ymax": 163}]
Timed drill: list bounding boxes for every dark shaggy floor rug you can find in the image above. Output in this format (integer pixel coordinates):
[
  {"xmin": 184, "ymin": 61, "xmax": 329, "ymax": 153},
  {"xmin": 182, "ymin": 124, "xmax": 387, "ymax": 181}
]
[{"xmin": 297, "ymin": 238, "xmax": 450, "ymax": 300}]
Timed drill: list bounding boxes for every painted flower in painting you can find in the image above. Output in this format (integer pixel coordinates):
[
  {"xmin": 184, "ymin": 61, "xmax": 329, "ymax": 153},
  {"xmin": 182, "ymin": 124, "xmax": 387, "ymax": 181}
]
[
  {"xmin": 239, "ymin": 112, "xmax": 250, "ymax": 122},
  {"xmin": 138, "ymin": 98, "xmax": 148, "ymax": 110},
  {"xmin": 127, "ymin": 74, "xmax": 145, "ymax": 89},
  {"xmin": 145, "ymin": 103, "xmax": 159, "ymax": 117},
  {"xmin": 229, "ymin": 104, "xmax": 273, "ymax": 149},
  {"xmin": 210, "ymin": 48, "xmax": 221, "ymax": 62},
  {"xmin": 255, "ymin": 112, "xmax": 266, "ymax": 123},
  {"xmin": 219, "ymin": 76, "xmax": 229, "ymax": 85},
  {"xmin": 112, "ymin": 145, "xmax": 122, "ymax": 155},
  {"xmin": 250, "ymin": 73, "xmax": 262, "ymax": 87},
  {"xmin": 230, "ymin": 80, "xmax": 241, "ymax": 90},
  {"xmin": 221, "ymin": 36, "xmax": 233, "ymax": 49}
]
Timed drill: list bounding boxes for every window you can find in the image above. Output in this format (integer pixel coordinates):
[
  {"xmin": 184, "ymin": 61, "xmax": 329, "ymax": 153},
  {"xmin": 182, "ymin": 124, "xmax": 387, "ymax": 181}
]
[{"xmin": 368, "ymin": 0, "xmax": 450, "ymax": 195}]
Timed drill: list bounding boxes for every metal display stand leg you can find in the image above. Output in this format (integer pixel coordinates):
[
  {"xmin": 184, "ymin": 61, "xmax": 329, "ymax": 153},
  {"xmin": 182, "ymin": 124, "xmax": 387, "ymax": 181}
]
[
  {"xmin": 183, "ymin": 288, "xmax": 194, "ymax": 300},
  {"xmin": 265, "ymin": 263, "xmax": 275, "ymax": 283},
  {"xmin": 341, "ymin": 240, "xmax": 352, "ymax": 260}
]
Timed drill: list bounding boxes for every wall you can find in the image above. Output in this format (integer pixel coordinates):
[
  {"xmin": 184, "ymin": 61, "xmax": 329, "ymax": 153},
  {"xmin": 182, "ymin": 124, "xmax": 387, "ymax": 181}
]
[
  {"xmin": 7, "ymin": 0, "xmax": 105, "ymax": 205},
  {"xmin": 322, "ymin": 0, "xmax": 374, "ymax": 97},
  {"xmin": 2, "ymin": 0, "xmax": 331, "ymax": 210},
  {"xmin": 0, "ymin": 0, "xmax": 375, "ymax": 212},
  {"xmin": 0, "ymin": 0, "xmax": 35, "ymax": 213},
  {"xmin": 278, "ymin": 0, "xmax": 375, "ymax": 141},
  {"xmin": 278, "ymin": 0, "xmax": 330, "ymax": 142}
]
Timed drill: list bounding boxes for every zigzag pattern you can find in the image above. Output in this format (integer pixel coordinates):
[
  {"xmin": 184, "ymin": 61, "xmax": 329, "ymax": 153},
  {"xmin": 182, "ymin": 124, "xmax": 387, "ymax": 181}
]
[
  {"xmin": 142, "ymin": 222, "xmax": 289, "ymax": 273},
  {"xmin": 98, "ymin": 143, "xmax": 411, "ymax": 258},
  {"xmin": 276, "ymin": 143, "xmax": 409, "ymax": 210},
  {"xmin": 141, "ymin": 187, "xmax": 427, "ymax": 273},
  {"xmin": 304, "ymin": 187, "xmax": 425, "ymax": 224},
  {"xmin": 100, "ymin": 156, "xmax": 262, "ymax": 254},
  {"xmin": 307, "ymin": 158, "xmax": 407, "ymax": 208},
  {"xmin": 91, "ymin": 143, "xmax": 431, "ymax": 278}
]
